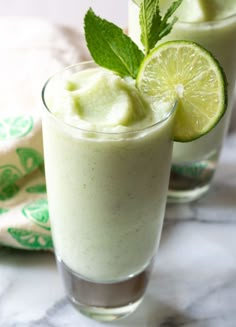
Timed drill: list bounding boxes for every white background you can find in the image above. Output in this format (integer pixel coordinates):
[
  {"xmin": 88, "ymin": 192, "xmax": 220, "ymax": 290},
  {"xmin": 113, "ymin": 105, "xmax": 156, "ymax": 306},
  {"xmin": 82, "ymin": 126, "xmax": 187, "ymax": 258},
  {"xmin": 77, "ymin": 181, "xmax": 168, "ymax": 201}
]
[{"xmin": 0, "ymin": 0, "xmax": 128, "ymax": 30}]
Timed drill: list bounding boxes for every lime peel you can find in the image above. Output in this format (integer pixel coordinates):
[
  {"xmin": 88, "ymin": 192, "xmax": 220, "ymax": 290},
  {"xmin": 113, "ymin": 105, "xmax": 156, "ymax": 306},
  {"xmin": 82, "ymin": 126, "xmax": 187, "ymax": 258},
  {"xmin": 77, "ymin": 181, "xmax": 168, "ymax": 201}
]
[{"xmin": 137, "ymin": 40, "xmax": 227, "ymax": 142}]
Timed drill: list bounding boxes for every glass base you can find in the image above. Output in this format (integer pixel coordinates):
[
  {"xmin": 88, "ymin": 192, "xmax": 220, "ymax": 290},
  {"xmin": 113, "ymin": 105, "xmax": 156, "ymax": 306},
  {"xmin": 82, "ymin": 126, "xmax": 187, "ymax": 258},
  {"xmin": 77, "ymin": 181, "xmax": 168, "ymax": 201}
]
[
  {"xmin": 168, "ymin": 184, "xmax": 210, "ymax": 203},
  {"xmin": 168, "ymin": 151, "xmax": 218, "ymax": 203},
  {"xmin": 57, "ymin": 257, "xmax": 152, "ymax": 322},
  {"xmin": 71, "ymin": 296, "xmax": 143, "ymax": 322}
]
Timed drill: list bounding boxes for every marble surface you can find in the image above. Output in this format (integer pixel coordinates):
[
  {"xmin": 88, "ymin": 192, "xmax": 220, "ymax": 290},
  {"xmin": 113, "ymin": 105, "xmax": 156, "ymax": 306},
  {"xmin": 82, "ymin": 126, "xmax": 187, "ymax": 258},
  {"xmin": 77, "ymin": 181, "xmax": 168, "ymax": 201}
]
[{"xmin": 0, "ymin": 133, "xmax": 235, "ymax": 327}]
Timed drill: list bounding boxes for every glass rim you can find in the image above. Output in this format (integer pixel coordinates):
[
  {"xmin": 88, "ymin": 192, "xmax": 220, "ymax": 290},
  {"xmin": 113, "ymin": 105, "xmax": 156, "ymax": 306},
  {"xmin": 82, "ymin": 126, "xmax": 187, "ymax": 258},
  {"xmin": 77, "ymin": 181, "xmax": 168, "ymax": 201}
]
[
  {"xmin": 131, "ymin": 0, "xmax": 236, "ymax": 27},
  {"xmin": 42, "ymin": 61, "xmax": 177, "ymax": 136},
  {"xmin": 175, "ymin": 12, "xmax": 236, "ymax": 27}
]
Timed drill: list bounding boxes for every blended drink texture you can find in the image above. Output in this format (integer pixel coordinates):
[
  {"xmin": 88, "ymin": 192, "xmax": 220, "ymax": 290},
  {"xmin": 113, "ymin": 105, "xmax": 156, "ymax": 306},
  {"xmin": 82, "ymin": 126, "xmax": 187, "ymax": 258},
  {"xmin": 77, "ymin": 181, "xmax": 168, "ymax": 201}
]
[
  {"xmin": 43, "ymin": 66, "xmax": 174, "ymax": 283},
  {"xmin": 129, "ymin": 0, "xmax": 236, "ymax": 200}
]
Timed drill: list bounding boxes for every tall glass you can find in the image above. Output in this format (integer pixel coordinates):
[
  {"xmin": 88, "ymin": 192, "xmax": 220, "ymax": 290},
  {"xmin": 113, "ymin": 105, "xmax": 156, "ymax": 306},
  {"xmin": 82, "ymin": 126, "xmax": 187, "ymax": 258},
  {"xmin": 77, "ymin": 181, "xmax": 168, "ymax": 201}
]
[
  {"xmin": 129, "ymin": 0, "xmax": 236, "ymax": 202},
  {"xmin": 42, "ymin": 62, "xmax": 176, "ymax": 321}
]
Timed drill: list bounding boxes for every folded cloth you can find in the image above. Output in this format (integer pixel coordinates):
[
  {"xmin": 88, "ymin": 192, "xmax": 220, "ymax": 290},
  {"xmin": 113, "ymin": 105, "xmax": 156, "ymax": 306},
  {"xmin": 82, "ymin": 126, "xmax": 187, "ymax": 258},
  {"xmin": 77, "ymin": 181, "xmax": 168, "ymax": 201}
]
[{"xmin": 0, "ymin": 17, "xmax": 89, "ymax": 250}]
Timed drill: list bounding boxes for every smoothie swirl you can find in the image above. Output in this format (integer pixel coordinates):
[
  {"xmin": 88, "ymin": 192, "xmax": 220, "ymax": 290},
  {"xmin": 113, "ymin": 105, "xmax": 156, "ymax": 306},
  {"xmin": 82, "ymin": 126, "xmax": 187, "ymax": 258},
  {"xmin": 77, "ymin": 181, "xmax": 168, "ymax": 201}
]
[{"xmin": 45, "ymin": 67, "xmax": 171, "ymax": 134}]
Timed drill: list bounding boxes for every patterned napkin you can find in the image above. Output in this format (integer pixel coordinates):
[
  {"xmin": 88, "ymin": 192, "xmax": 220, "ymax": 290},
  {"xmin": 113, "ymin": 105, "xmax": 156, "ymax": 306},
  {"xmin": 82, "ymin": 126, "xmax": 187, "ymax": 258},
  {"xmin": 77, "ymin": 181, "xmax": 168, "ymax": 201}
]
[{"xmin": 0, "ymin": 17, "xmax": 88, "ymax": 250}]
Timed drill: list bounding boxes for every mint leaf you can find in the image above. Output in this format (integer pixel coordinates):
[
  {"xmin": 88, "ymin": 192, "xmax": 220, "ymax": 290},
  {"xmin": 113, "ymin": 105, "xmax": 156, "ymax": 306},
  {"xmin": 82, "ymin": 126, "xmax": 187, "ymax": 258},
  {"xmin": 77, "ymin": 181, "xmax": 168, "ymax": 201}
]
[
  {"xmin": 140, "ymin": 0, "xmax": 161, "ymax": 54},
  {"xmin": 140, "ymin": 0, "xmax": 183, "ymax": 54},
  {"xmin": 159, "ymin": 0, "xmax": 183, "ymax": 39},
  {"xmin": 84, "ymin": 8, "xmax": 144, "ymax": 79}
]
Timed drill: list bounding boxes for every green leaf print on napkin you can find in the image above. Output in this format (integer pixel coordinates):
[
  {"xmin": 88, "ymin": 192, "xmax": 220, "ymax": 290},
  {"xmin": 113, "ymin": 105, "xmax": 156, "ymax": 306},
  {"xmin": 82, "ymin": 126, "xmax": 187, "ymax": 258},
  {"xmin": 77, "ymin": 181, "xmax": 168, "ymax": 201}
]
[
  {"xmin": 0, "ymin": 208, "xmax": 9, "ymax": 214},
  {"xmin": 0, "ymin": 116, "xmax": 33, "ymax": 140},
  {"xmin": 26, "ymin": 184, "xmax": 47, "ymax": 194},
  {"xmin": 22, "ymin": 198, "xmax": 50, "ymax": 230},
  {"xmin": 16, "ymin": 147, "xmax": 44, "ymax": 174},
  {"xmin": 0, "ymin": 165, "xmax": 22, "ymax": 201},
  {"xmin": 8, "ymin": 228, "xmax": 53, "ymax": 250}
]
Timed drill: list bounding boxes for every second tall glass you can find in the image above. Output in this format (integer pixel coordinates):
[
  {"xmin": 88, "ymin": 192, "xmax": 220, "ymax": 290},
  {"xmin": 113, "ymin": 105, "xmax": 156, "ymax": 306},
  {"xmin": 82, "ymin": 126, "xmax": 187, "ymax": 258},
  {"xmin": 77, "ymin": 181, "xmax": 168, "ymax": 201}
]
[{"xmin": 129, "ymin": 1, "xmax": 236, "ymax": 202}]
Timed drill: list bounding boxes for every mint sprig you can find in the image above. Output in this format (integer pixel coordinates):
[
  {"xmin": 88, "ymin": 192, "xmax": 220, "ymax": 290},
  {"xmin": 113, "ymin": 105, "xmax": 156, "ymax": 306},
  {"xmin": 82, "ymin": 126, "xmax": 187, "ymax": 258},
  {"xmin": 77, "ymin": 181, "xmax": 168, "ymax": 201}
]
[
  {"xmin": 84, "ymin": 8, "xmax": 144, "ymax": 79},
  {"xmin": 140, "ymin": 0, "xmax": 161, "ymax": 54},
  {"xmin": 84, "ymin": 1, "xmax": 183, "ymax": 78},
  {"xmin": 140, "ymin": 0, "xmax": 183, "ymax": 54},
  {"xmin": 158, "ymin": 0, "xmax": 184, "ymax": 40}
]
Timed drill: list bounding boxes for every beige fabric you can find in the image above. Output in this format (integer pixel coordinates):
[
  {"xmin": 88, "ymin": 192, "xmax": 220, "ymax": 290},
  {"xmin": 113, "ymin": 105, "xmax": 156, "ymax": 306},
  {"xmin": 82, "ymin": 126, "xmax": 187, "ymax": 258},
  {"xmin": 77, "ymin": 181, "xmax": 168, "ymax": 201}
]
[{"xmin": 0, "ymin": 17, "xmax": 88, "ymax": 250}]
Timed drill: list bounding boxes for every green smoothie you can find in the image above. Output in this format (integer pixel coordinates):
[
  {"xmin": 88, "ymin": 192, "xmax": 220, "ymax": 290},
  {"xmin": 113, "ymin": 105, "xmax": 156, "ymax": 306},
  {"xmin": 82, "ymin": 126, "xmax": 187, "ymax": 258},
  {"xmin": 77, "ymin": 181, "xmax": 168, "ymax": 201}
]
[{"xmin": 42, "ymin": 64, "xmax": 175, "ymax": 282}]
